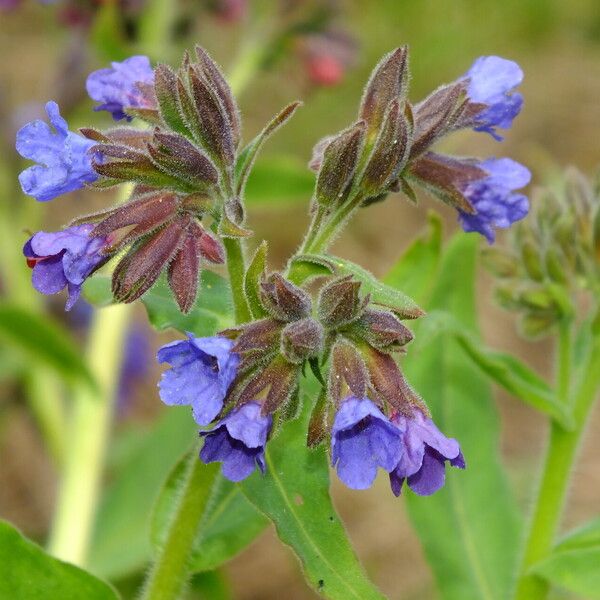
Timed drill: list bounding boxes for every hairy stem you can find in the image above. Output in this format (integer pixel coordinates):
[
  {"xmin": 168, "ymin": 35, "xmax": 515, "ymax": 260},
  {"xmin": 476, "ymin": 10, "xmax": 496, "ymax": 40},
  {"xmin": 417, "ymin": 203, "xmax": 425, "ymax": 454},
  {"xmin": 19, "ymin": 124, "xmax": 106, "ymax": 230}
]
[
  {"xmin": 141, "ymin": 455, "xmax": 219, "ymax": 600},
  {"xmin": 514, "ymin": 333, "xmax": 600, "ymax": 600},
  {"xmin": 223, "ymin": 237, "xmax": 252, "ymax": 324},
  {"xmin": 48, "ymin": 303, "xmax": 131, "ymax": 565}
]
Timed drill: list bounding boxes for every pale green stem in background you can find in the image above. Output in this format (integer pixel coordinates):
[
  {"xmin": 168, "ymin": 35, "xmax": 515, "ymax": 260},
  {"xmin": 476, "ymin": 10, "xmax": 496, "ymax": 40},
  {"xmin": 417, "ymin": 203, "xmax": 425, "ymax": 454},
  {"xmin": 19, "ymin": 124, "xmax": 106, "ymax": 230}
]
[
  {"xmin": 48, "ymin": 302, "xmax": 132, "ymax": 565},
  {"xmin": 514, "ymin": 331, "xmax": 600, "ymax": 600},
  {"xmin": 227, "ymin": 36, "xmax": 269, "ymax": 97}
]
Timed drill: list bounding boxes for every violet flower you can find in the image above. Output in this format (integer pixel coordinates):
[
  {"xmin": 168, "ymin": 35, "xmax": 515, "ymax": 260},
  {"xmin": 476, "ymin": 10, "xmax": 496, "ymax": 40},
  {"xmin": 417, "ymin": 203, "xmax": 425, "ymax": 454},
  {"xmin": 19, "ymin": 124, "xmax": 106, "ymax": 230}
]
[
  {"xmin": 200, "ymin": 402, "xmax": 272, "ymax": 482},
  {"xmin": 16, "ymin": 101, "xmax": 98, "ymax": 202},
  {"xmin": 458, "ymin": 157, "xmax": 531, "ymax": 243},
  {"xmin": 157, "ymin": 334, "xmax": 239, "ymax": 426},
  {"xmin": 23, "ymin": 224, "xmax": 109, "ymax": 310},
  {"xmin": 464, "ymin": 55, "xmax": 524, "ymax": 140},
  {"xmin": 86, "ymin": 55, "xmax": 155, "ymax": 121},
  {"xmin": 331, "ymin": 397, "xmax": 401, "ymax": 490},
  {"xmin": 389, "ymin": 408, "xmax": 465, "ymax": 497}
]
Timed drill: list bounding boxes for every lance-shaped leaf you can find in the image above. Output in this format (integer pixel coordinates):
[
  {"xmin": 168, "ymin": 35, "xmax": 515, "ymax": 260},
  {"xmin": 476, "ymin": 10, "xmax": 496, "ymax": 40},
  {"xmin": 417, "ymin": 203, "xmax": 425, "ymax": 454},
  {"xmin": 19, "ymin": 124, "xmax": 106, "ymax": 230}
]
[
  {"xmin": 187, "ymin": 66, "xmax": 235, "ymax": 165},
  {"xmin": 359, "ymin": 46, "xmax": 409, "ymax": 135},
  {"xmin": 291, "ymin": 254, "xmax": 423, "ymax": 319},
  {"xmin": 240, "ymin": 389, "xmax": 385, "ymax": 599},
  {"xmin": 244, "ymin": 242, "xmax": 269, "ymax": 319},
  {"xmin": 235, "ymin": 101, "xmax": 302, "ymax": 197},
  {"xmin": 407, "ymin": 152, "xmax": 487, "ymax": 214},
  {"xmin": 410, "ymin": 82, "xmax": 468, "ymax": 158},
  {"xmin": 315, "ymin": 121, "xmax": 365, "ymax": 206},
  {"xmin": 112, "ymin": 216, "xmax": 189, "ymax": 303},
  {"xmin": 148, "ymin": 131, "xmax": 219, "ymax": 188},
  {"xmin": 195, "ymin": 45, "xmax": 242, "ymax": 148},
  {"xmin": 155, "ymin": 63, "xmax": 191, "ymax": 136},
  {"xmin": 361, "ymin": 99, "xmax": 411, "ymax": 195},
  {"xmin": 0, "ymin": 520, "xmax": 118, "ymax": 600},
  {"xmin": 397, "ymin": 234, "xmax": 522, "ymax": 600}
]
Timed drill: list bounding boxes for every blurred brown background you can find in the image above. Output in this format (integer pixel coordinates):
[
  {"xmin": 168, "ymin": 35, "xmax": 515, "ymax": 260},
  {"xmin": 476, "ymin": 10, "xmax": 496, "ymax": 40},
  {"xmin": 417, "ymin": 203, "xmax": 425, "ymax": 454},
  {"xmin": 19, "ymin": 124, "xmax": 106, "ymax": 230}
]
[{"xmin": 1, "ymin": 0, "xmax": 600, "ymax": 598}]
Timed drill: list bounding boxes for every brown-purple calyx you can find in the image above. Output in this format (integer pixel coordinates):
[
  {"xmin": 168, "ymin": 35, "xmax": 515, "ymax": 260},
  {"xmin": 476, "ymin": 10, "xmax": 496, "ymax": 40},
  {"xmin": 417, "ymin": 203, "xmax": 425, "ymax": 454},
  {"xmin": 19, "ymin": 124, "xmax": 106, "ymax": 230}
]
[
  {"xmin": 259, "ymin": 273, "xmax": 312, "ymax": 322},
  {"xmin": 317, "ymin": 275, "xmax": 366, "ymax": 329},
  {"xmin": 281, "ymin": 318, "xmax": 325, "ymax": 364},
  {"xmin": 349, "ymin": 308, "xmax": 413, "ymax": 351}
]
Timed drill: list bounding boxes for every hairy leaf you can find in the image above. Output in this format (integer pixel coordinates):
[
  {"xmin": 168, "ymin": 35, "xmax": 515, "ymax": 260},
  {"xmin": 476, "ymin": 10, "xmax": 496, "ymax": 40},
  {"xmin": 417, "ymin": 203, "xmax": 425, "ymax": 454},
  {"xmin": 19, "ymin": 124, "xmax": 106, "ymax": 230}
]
[{"xmin": 0, "ymin": 520, "xmax": 118, "ymax": 600}]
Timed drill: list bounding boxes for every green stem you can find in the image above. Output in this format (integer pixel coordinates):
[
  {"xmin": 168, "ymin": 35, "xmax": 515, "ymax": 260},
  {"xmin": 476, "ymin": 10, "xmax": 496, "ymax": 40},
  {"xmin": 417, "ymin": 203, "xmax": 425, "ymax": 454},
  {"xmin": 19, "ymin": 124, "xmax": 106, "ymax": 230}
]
[
  {"xmin": 227, "ymin": 36, "xmax": 268, "ymax": 97},
  {"xmin": 223, "ymin": 237, "xmax": 252, "ymax": 324},
  {"xmin": 48, "ymin": 303, "xmax": 131, "ymax": 565},
  {"xmin": 514, "ymin": 335, "xmax": 600, "ymax": 600},
  {"xmin": 142, "ymin": 455, "xmax": 219, "ymax": 600},
  {"xmin": 556, "ymin": 319, "xmax": 572, "ymax": 403}
]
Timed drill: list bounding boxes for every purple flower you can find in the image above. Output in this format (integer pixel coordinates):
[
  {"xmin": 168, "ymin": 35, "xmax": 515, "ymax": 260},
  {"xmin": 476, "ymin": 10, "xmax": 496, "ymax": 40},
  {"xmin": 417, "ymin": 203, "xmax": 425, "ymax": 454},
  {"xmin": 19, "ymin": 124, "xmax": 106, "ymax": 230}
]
[
  {"xmin": 23, "ymin": 224, "xmax": 109, "ymax": 310},
  {"xmin": 86, "ymin": 56, "xmax": 155, "ymax": 121},
  {"xmin": 389, "ymin": 408, "xmax": 465, "ymax": 497},
  {"xmin": 200, "ymin": 402, "xmax": 272, "ymax": 482},
  {"xmin": 16, "ymin": 101, "xmax": 98, "ymax": 202},
  {"xmin": 465, "ymin": 56, "xmax": 524, "ymax": 140},
  {"xmin": 458, "ymin": 157, "xmax": 531, "ymax": 243},
  {"xmin": 157, "ymin": 334, "xmax": 239, "ymax": 426},
  {"xmin": 117, "ymin": 324, "xmax": 151, "ymax": 412},
  {"xmin": 331, "ymin": 397, "xmax": 401, "ymax": 490}
]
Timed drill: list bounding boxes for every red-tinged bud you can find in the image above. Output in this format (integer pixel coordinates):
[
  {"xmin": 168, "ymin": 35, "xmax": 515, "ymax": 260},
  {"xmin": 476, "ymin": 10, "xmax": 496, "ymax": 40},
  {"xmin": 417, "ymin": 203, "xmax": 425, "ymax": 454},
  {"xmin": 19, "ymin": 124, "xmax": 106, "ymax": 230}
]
[
  {"xmin": 363, "ymin": 345, "xmax": 419, "ymax": 412},
  {"xmin": 307, "ymin": 386, "xmax": 330, "ymax": 448},
  {"xmin": 351, "ymin": 309, "xmax": 413, "ymax": 351},
  {"xmin": 231, "ymin": 318, "xmax": 283, "ymax": 362},
  {"xmin": 359, "ymin": 46, "xmax": 409, "ymax": 135},
  {"xmin": 198, "ymin": 229, "xmax": 225, "ymax": 263},
  {"xmin": 259, "ymin": 273, "xmax": 312, "ymax": 322},
  {"xmin": 318, "ymin": 275, "xmax": 365, "ymax": 328},
  {"xmin": 112, "ymin": 216, "xmax": 189, "ymax": 303},
  {"xmin": 410, "ymin": 82, "xmax": 468, "ymax": 158},
  {"xmin": 168, "ymin": 227, "xmax": 201, "ymax": 313},
  {"xmin": 230, "ymin": 355, "xmax": 299, "ymax": 415},
  {"xmin": 407, "ymin": 152, "xmax": 487, "ymax": 214},
  {"xmin": 329, "ymin": 339, "xmax": 370, "ymax": 405},
  {"xmin": 281, "ymin": 317, "xmax": 324, "ymax": 364},
  {"xmin": 315, "ymin": 122, "xmax": 365, "ymax": 207}
]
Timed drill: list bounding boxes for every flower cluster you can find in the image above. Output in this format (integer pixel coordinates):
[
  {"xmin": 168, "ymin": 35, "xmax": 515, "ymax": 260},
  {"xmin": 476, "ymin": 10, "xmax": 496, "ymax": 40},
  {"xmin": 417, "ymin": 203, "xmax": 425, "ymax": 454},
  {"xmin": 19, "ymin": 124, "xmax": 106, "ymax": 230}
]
[
  {"xmin": 16, "ymin": 48, "xmax": 298, "ymax": 312},
  {"xmin": 309, "ymin": 48, "xmax": 529, "ymax": 244},
  {"xmin": 157, "ymin": 271, "xmax": 464, "ymax": 496},
  {"xmin": 482, "ymin": 168, "xmax": 600, "ymax": 338}
]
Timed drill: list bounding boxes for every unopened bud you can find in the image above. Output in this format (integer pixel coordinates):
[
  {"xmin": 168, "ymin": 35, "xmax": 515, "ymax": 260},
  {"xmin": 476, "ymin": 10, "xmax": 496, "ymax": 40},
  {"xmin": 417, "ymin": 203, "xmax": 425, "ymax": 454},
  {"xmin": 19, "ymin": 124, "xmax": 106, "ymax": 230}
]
[
  {"xmin": 281, "ymin": 318, "xmax": 324, "ymax": 364},
  {"xmin": 318, "ymin": 276, "xmax": 364, "ymax": 328},
  {"xmin": 260, "ymin": 273, "xmax": 311, "ymax": 322}
]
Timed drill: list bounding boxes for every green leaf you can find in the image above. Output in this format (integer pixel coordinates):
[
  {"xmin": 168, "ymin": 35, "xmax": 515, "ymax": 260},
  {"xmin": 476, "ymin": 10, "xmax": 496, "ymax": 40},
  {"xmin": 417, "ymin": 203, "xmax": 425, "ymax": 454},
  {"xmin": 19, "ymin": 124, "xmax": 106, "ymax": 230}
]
[
  {"xmin": 88, "ymin": 408, "xmax": 197, "ymax": 580},
  {"xmin": 244, "ymin": 242, "xmax": 269, "ymax": 319},
  {"xmin": 398, "ymin": 235, "xmax": 522, "ymax": 600},
  {"xmin": 244, "ymin": 156, "xmax": 315, "ymax": 205},
  {"xmin": 555, "ymin": 517, "xmax": 600, "ymax": 552},
  {"xmin": 240, "ymin": 392, "xmax": 385, "ymax": 600},
  {"xmin": 383, "ymin": 211, "xmax": 442, "ymax": 302},
  {"xmin": 152, "ymin": 456, "xmax": 268, "ymax": 573},
  {"xmin": 530, "ymin": 547, "xmax": 600, "ymax": 599},
  {"xmin": 0, "ymin": 303, "xmax": 95, "ymax": 389},
  {"xmin": 292, "ymin": 254, "xmax": 423, "ymax": 319},
  {"xmin": 84, "ymin": 271, "xmax": 232, "ymax": 335},
  {"xmin": 0, "ymin": 520, "xmax": 118, "ymax": 600},
  {"xmin": 414, "ymin": 310, "xmax": 573, "ymax": 428},
  {"xmin": 235, "ymin": 102, "xmax": 302, "ymax": 198}
]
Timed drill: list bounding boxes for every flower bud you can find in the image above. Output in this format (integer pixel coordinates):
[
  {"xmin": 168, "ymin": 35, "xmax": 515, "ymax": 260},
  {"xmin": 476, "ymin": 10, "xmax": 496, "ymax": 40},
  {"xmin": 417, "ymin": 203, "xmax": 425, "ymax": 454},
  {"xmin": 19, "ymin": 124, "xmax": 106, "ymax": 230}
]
[
  {"xmin": 259, "ymin": 273, "xmax": 311, "ymax": 322},
  {"xmin": 318, "ymin": 276, "xmax": 365, "ymax": 328},
  {"xmin": 351, "ymin": 309, "xmax": 413, "ymax": 351},
  {"xmin": 281, "ymin": 318, "xmax": 324, "ymax": 364}
]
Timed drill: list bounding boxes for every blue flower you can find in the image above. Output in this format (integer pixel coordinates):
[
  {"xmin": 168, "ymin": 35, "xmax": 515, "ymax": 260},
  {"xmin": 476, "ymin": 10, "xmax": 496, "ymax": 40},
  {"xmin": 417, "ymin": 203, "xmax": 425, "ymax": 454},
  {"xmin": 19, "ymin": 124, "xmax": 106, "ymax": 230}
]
[
  {"xmin": 389, "ymin": 408, "xmax": 465, "ymax": 497},
  {"xmin": 16, "ymin": 101, "xmax": 98, "ymax": 202},
  {"xmin": 200, "ymin": 402, "xmax": 272, "ymax": 482},
  {"xmin": 23, "ymin": 224, "xmax": 109, "ymax": 310},
  {"xmin": 157, "ymin": 334, "xmax": 239, "ymax": 426},
  {"xmin": 459, "ymin": 158, "xmax": 531, "ymax": 243},
  {"xmin": 331, "ymin": 397, "xmax": 401, "ymax": 490},
  {"xmin": 465, "ymin": 56, "xmax": 524, "ymax": 140},
  {"xmin": 86, "ymin": 55, "xmax": 155, "ymax": 121}
]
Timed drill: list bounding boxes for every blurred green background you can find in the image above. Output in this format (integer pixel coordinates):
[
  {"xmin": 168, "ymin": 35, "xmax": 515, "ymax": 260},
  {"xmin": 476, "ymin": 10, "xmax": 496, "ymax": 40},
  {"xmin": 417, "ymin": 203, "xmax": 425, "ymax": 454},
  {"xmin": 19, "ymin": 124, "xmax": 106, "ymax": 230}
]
[{"xmin": 1, "ymin": 0, "xmax": 600, "ymax": 598}]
